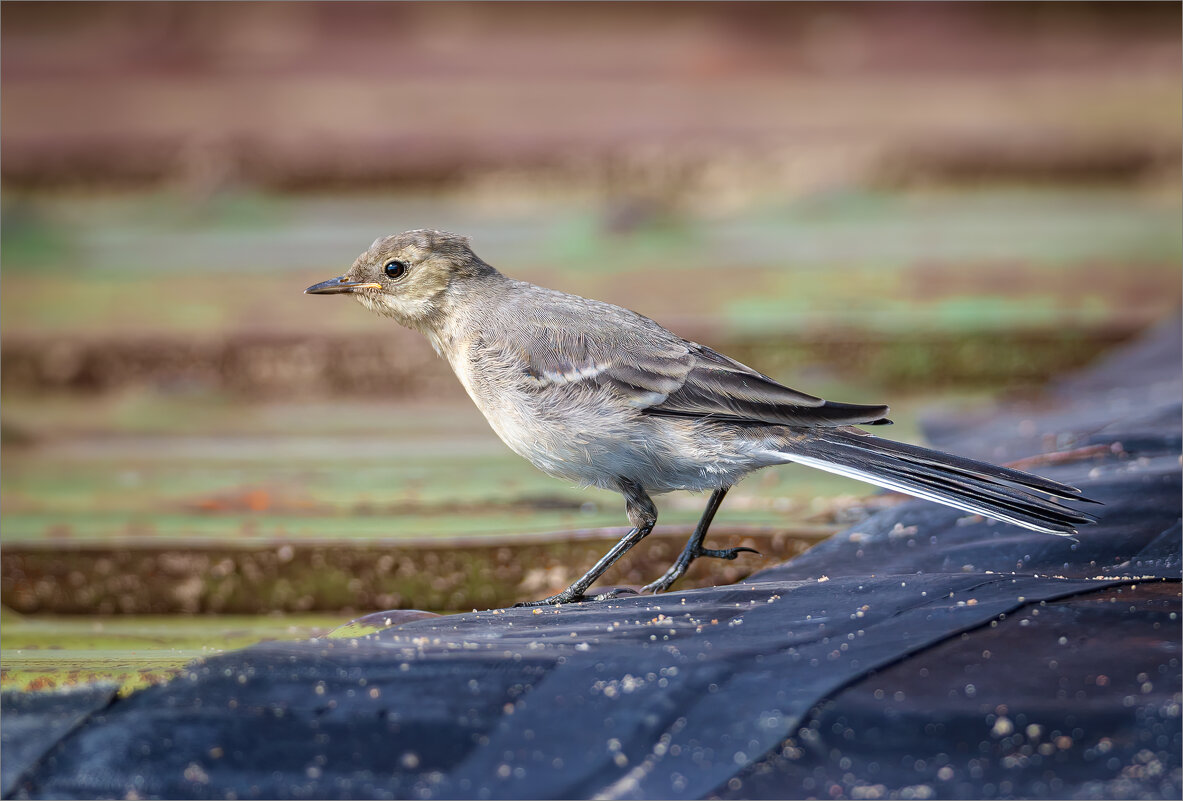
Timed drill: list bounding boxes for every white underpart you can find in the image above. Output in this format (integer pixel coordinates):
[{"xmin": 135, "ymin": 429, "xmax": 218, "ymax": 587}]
[{"xmin": 766, "ymin": 451, "xmax": 1068, "ymax": 535}]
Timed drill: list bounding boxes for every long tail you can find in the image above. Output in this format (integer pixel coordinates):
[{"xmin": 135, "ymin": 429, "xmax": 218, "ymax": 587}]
[{"xmin": 769, "ymin": 429, "xmax": 1098, "ymax": 535}]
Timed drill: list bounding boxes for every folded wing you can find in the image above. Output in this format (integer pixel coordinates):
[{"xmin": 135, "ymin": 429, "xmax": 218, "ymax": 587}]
[{"xmin": 514, "ymin": 317, "xmax": 890, "ymax": 428}]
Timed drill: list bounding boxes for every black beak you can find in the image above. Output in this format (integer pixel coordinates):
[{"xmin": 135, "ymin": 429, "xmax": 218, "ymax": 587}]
[{"xmin": 305, "ymin": 276, "xmax": 383, "ymax": 295}]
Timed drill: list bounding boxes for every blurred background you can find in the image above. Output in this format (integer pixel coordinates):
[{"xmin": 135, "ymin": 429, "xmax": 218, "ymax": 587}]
[{"xmin": 2, "ymin": 2, "xmax": 1180, "ymax": 688}]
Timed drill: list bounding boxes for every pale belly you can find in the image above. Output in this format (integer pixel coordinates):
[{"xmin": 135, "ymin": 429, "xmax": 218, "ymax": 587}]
[{"xmin": 453, "ymin": 363, "xmax": 772, "ymax": 494}]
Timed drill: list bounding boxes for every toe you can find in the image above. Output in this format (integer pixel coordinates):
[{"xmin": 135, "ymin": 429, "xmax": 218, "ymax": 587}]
[
  {"xmin": 699, "ymin": 546, "xmax": 760, "ymax": 560},
  {"xmin": 514, "ymin": 592, "xmax": 586, "ymax": 607},
  {"xmin": 593, "ymin": 587, "xmax": 640, "ymax": 600},
  {"xmin": 642, "ymin": 575, "xmax": 677, "ymax": 594}
]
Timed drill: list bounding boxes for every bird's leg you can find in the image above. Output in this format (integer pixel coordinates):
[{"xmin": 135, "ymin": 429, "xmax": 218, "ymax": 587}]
[
  {"xmin": 643, "ymin": 487, "xmax": 758, "ymax": 594},
  {"xmin": 516, "ymin": 479, "xmax": 657, "ymax": 607}
]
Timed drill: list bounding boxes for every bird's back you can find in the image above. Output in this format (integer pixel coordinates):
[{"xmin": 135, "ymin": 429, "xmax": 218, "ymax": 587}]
[{"xmin": 437, "ymin": 278, "xmax": 888, "ymax": 492}]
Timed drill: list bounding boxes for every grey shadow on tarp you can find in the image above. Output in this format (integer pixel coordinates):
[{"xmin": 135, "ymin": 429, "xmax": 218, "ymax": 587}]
[{"xmin": 3, "ymin": 315, "xmax": 1180, "ymax": 800}]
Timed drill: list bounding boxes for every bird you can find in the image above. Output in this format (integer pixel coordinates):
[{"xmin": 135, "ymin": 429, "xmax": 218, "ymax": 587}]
[{"xmin": 306, "ymin": 229, "xmax": 1097, "ymax": 606}]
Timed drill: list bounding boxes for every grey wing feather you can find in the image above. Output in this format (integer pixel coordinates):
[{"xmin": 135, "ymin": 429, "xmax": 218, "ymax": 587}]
[
  {"xmin": 514, "ymin": 303, "xmax": 890, "ymax": 428},
  {"xmin": 641, "ymin": 344, "xmax": 890, "ymax": 427}
]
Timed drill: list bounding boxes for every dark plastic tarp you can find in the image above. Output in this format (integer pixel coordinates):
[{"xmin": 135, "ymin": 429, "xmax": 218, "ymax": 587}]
[{"xmin": 4, "ymin": 316, "xmax": 1179, "ymax": 800}]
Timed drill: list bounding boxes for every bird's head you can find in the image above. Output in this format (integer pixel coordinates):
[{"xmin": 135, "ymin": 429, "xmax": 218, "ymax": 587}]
[{"xmin": 305, "ymin": 229, "xmax": 494, "ymax": 329}]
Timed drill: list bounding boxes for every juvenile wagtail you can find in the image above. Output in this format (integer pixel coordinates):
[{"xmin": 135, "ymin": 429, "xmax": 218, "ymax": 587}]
[{"xmin": 306, "ymin": 229, "xmax": 1095, "ymax": 606}]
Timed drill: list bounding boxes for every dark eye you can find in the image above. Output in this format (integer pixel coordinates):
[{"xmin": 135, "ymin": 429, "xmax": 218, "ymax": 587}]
[{"xmin": 384, "ymin": 260, "xmax": 409, "ymax": 280}]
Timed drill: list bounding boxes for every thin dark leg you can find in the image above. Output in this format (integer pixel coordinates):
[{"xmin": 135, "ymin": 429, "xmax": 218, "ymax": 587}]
[
  {"xmin": 515, "ymin": 523, "xmax": 653, "ymax": 606},
  {"xmin": 516, "ymin": 478, "xmax": 657, "ymax": 607},
  {"xmin": 642, "ymin": 487, "xmax": 758, "ymax": 594}
]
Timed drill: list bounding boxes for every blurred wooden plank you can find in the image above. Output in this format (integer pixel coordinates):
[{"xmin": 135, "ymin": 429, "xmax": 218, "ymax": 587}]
[{"xmin": 0, "ymin": 526, "xmax": 833, "ymax": 614}]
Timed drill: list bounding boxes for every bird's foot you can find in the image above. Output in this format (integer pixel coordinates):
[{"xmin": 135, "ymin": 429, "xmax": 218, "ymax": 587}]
[
  {"xmin": 641, "ymin": 569, "xmax": 683, "ymax": 595},
  {"xmin": 514, "ymin": 590, "xmax": 586, "ymax": 607},
  {"xmin": 513, "ymin": 586, "xmax": 638, "ymax": 607},
  {"xmin": 642, "ymin": 546, "xmax": 761, "ymax": 594}
]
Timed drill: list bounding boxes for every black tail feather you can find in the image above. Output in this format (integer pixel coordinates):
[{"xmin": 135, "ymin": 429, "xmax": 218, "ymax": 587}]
[
  {"xmin": 821, "ymin": 429, "xmax": 1088, "ymax": 500},
  {"xmin": 781, "ymin": 431, "xmax": 1097, "ymax": 535}
]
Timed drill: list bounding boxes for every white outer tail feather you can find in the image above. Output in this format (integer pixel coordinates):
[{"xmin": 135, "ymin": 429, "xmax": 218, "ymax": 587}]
[{"xmin": 767, "ymin": 451, "xmax": 1071, "ymax": 536}]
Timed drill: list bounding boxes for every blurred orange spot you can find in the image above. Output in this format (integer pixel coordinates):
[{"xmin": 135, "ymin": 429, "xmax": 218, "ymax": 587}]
[{"xmin": 188, "ymin": 489, "xmax": 272, "ymax": 512}]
